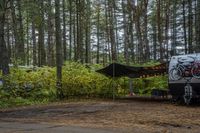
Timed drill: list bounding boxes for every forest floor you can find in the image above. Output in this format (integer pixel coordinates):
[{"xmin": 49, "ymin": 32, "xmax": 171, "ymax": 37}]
[{"xmin": 0, "ymin": 99, "xmax": 200, "ymax": 133}]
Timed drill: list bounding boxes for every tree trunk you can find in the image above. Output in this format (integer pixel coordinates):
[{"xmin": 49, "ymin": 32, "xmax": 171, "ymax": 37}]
[
  {"xmin": 156, "ymin": 0, "xmax": 163, "ymax": 61},
  {"xmin": 55, "ymin": 0, "xmax": 64, "ymax": 99},
  {"xmin": 38, "ymin": 0, "xmax": 46, "ymax": 67},
  {"xmin": 135, "ymin": 7, "xmax": 143, "ymax": 63},
  {"xmin": 17, "ymin": 0, "xmax": 25, "ymax": 64},
  {"xmin": 10, "ymin": 0, "xmax": 25, "ymax": 64},
  {"xmin": 113, "ymin": 1, "xmax": 119, "ymax": 57},
  {"xmin": 0, "ymin": 0, "xmax": 9, "ymax": 75},
  {"xmin": 182, "ymin": 0, "xmax": 188, "ymax": 54},
  {"xmin": 143, "ymin": 0, "xmax": 149, "ymax": 61},
  {"xmin": 127, "ymin": 0, "xmax": 135, "ymax": 62},
  {"xmin": 196, "ymin": 0, "xmax": 200, "ymax": 52},
  {"xmin": 26, "ymin": 15, "xmax": 30, "ymax": 66},
  {"xmin": 96, "ymin": 3, "xmax": 100, "ymax": 64},
  {"xmin": 47, "ymin": 0, "xmax": 55, "ymax": 67},
  {"xmin": 171, "ymin": 0, "xmax": 177, "ymax": 56},
  {"xmin": 73, "ymin": 7, "xmax": 77, "ymax": 61},
  {"xmin": 69, "ymin": 0, "xmax": 72, "ymax": 60},
  {"xmin": 122, "ymin": 0, "xmax": 129, "ymax": 65},
  {"xmin": 164, "ymin": 0, "xmax": 170, "ymax": 60},
  {"xmin": 188, "ymin": 0, "xmax": 193, "ymax": 53},
  {"xmin": 105, "ymin": 0, "xmax": 111, "ymax": 63},
  {"xmin": 85, "ymin": 0, "xmax": 91, "ymax": 64},
  {"xmin": 108, "ymin": 0, "xmax": 117, "ymax": 62},
  {"xmin": 63, "ymin": 0, "xmax": 67, "ymax": 61},
  {"xmin": 32, "ymin": 19, "xmax": 37, "ymax": 66},
  {"xmin": 6, "ymin": 20, "xmax": 11, "ymax": 63},
  {"xmin": 75, "ymin": 0, "xmax": 84, "ymax": 63},
  {"xmin": 129, "ymin": 12, "xmax": 135, "ymax": 62},
  {"xmin": 152, "ymin": 18, "xmax": 157, "ymax": 60}
]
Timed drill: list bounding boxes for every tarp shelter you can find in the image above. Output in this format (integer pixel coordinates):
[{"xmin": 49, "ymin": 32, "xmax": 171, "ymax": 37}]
[
  {"xmin": 96, "ymin": 63, "xmax": 168, "ymax": 78},
  {"xmin": 96, "ymin": 63, "xmax": 168, "ymax": 100}
]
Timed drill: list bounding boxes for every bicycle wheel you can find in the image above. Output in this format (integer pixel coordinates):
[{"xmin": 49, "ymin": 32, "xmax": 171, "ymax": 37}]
[
  {"xmin": 191, "ymin": 64, "xmax": 200, "ymax": 79},
  {"xmin": 169, "ymin": 68, "xmax": 183, "ymax": 81}
]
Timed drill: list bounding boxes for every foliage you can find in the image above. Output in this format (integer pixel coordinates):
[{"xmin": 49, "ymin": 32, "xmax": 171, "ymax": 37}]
[
  {"xmin": 0, "ymin": 62, "xmax": 168, "ymax": 108},
  {"xmin": 1, "ymin": 66, "xmax": 57, "ymax": 100},
  {"xmin": 62, "ymin": 62, "xmax": 116, "ymax": 98},
  {"xmin": 133, "ymin": 76, "xmax": 168, "ymax": 95}
]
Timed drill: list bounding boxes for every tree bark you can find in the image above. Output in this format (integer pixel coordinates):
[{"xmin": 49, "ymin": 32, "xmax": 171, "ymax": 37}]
[
  {"xmin": 135, "ymin": 7, "xmax": 143, "ymax": 63},
  {"xmin": 164, "ymin": 0, "xmax": 170, "ymax": 60},
  {"xmin": 156, "ymin": 0, "xmax": 163, "ymax": 61},
  {"xmin": 32, "ymin": 18, "xmax": 37, "ymax": 66},
  {"xmin": 143, "ymin": 0, "xmax": 149, "ymax": 61},
  {"xmin": 105, "ymin": 0, "xmax": 111, "ymax": 63},
  {"xmin": 0, "ymin": 0, "xmax": 9, "ymax": 75},
  {"xmin": 171, "ymin": 0, "xmax": 177, "ymax": 56},
  {"xmin": 47, "ymin": 0, "xmax": 55, "ymax": 66},
  {"xmin": 62, "ymin": 0, "xmax": 67, "ymax": 61},
  {"xmin": 69, "ymin": 0, "xmax": 72, "ymax": 60},
  {"xmin": 122, "ymin": 0, "xmax": 129, "ymax": 65},
  {"xmin": 96, "ymin": 3, "xmax": 100, "ymax": 64},
  {"xmin": 55, "ymin": 0, "xmax": 64, "ymax": 99},
  {"xmin": 85, "ymin": 0, "xmax": 91, "ymax": 64},
  {"xmin": 182, "ymin": 0, "xmax": 188, "ymax": 54},
  {"xmin": 188, "ymin": 0, "xmax": 193, "ymax": 53},
  {"xmin": 38, "ymin": 0, "xmax": 46, "ymax": 66},
  {"xmin": 196, "ymin": 0, "xmax": 200, "ymax": 52},
  {"xmin": 26, "ymin": 14, "xmax": 30, "ymax": 65},
  {"xmin": 108, "ymin": 0, "xmax": 117, "ymax": 62},
  {"xmin": 152, "ymin": 21, "xmax": 157, "ymax": 60},
  {"xmin": 6, "ymin": 20, "xmax": 11, "ymax": 63},
  {"xmin": 16, "ymin": 0, "xmax": 25, "ymax": 64},
  {"xmin": 127, "ymin": 0, "xmax": 135, "ymax": 62},
  {"xmin": 10, "ymin": 0, "xmax": 25, "ymax": 64}
]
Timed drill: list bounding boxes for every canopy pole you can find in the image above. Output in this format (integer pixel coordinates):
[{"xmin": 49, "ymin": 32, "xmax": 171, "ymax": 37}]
[
  {"xmin": 112, "ymin": 63, "xmax": 115, "ymax": 101},
  {"xmin": 129, "ymin": 78, "xmax": 133, "ymax": 96}
]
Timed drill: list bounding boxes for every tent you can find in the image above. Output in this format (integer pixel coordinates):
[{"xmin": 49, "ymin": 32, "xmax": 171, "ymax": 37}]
[
  {"xmin": 96, "ymin": 62, "xmax": 168, "ymax": 100},
  {"xmin": 96, "ymin": 63, "xmax": 168, "ymax": 78}
]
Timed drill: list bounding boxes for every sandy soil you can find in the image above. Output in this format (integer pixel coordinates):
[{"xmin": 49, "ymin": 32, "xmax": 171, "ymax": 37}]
[{"xmin": 0, "ymin": 99, "xmax": 200, "ymax": 133}]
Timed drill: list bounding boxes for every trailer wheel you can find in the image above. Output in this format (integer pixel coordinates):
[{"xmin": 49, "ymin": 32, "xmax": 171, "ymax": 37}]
[{"xmin": 183, "ymin": 84, "xmax": 193, "ymax": 105}]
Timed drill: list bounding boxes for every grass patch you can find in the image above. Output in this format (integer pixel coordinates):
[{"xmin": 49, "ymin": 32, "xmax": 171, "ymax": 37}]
[{"xmin": 0, "ymin": 97, "xmax": 50, "ymax": 108}]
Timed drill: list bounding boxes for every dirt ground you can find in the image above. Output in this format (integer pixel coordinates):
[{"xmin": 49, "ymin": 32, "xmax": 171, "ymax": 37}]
[{"xmin": 0, "ymin": 99, "xmax": 200, "ymax": 133}]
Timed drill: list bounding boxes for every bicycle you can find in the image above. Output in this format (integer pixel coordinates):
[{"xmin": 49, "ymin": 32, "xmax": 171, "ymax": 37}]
[{"xmin": 169, "ymin": 56, "xmax": 200, "ymax": 81}]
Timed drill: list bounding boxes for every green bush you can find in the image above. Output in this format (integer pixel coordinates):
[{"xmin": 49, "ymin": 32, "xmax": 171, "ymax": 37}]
[
  {"xmin": 62, "ymin": 62, "xmax": 114, "ymax": 98},
  {"xmin": 133, "ymin": 75, "xmax": 168, "ymax": 95},
  {"xmin": 0, "ymin": 61, "xmax": 168, "ymax": 107},
  {"xmin": 1, "ymin": 66, "xmax": 57, "ymax": 100},
  {"xmin": 0, "ymin": 62, "xmax": 116, "ymax": 101}
]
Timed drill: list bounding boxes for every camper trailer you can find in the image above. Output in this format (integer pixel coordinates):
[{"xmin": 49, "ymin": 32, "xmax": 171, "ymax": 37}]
[{"xmin": 169, "ymin": 53, "xmax": 200, "ymax": 104}]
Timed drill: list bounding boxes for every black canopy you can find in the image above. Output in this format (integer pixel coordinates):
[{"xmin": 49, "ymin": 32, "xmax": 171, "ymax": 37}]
[{"xmin": 96, "ymin": 63, "xmax": 168, "ymax": 78}]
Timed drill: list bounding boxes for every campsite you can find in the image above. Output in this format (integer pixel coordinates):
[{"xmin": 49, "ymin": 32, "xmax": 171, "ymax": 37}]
[
  {"xmin": 0, "ymin": 62, "xmax": 200, "ymax": 132},
  {"xmin": 1, "ymin": 0, "xmax": 200, "ymax": 132}
]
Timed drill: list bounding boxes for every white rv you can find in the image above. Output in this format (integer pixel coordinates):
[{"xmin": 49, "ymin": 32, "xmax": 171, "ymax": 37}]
[{"xmin": 169, "ymin": 53, "xmax": 200, "ymax": 104}]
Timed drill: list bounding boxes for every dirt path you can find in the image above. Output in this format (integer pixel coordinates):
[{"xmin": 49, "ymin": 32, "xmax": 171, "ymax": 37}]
[
  {"xmin": 0, "ymin": 100, "xmax": 200, "ymax": 133},
  {"xmin": 0, "ymin": 121, "xmax": 121, "ymax": 133}
]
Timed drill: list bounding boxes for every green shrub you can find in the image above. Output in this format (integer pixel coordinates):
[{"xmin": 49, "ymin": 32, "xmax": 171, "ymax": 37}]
[
  {"xmin": 1, "ymin": 66, "xmax": 57, "ymax": 100},
  {"xmin": 62, "ymin": 62, "xmax": 114, "ymax": 98},
  {"xmin": 0, "ymin": 61, "xmax": 168, "ymax": 107}
]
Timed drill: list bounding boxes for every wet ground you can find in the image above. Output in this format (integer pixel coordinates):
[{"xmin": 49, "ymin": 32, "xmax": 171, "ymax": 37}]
[{"xmin": 0, "ymin": 100, "xmax": 200, "ymax": 133}]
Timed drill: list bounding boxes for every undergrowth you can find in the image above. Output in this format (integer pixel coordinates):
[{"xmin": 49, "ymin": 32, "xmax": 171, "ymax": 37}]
[{"xmin": 0, "ymin": 61, "xmax": 167, "ymax": 108}]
